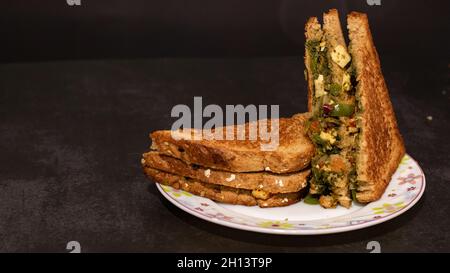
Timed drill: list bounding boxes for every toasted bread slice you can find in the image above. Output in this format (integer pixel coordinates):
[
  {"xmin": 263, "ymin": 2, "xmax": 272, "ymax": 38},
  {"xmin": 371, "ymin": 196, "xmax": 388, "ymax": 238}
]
[
  {"xmin": 142, "ymin": 151, "xmax": 310, "ymax": 194},
  {"xmin": 144, "ymin": 167, "xmax": 302, "ymax": 207},
  {"xmin": 149, "ymin": 113, "xmax": 314, "ymax": 174},
  {"xmin": 304, "ymin": 17, "xmax": 323, "ymax": 112},
  {"xmin": 323, "ymin": 9, "xmax": 347, "ymax": 87},
  {"xmin": 347, "ymin": 12, "xmax": 405, "ymax": 202},
  {"xmin": 304, "ymin": 10, "xmax": 405, "ymax": 207},
  {"xmin": 304, "ymin": 16, "xmax": 327, "ymax": 204},
  {"xmin": 322, "ymin": 9, "xmax": 352, "ymax": 208}
]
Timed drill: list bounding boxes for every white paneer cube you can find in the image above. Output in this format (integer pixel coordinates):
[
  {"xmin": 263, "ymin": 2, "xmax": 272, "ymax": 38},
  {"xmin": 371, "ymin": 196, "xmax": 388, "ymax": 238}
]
[
  {"xmin": 314, "ymin": 74, "xmax": 326, "ymax": 98},
  {"xmin": 331, "ymin": 45, "xmax": 351, "ymax": 68}
]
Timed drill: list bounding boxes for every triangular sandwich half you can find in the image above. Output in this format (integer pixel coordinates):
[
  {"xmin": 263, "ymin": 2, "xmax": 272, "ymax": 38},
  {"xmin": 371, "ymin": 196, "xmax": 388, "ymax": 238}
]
[{"xmin": 304, "ymin": 9, "xmax": 405, "ymax": 208}]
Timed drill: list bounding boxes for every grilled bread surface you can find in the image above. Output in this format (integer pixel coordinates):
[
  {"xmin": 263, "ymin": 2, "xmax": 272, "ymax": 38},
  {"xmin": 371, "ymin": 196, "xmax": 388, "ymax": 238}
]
[
  {"xmin": 144, "ymin": 167, "xmax": 302, "ymax": 208},
  {"xmin": 142, "ymin": 151, "xmax": 309, "ymax": 194},
  {"xmin": 347, "ymin": 12, "xmax": 405, "ymax": 202},
  {"xmin": 305, "ymin": 17, "xmax": 323, "ymax": 111},
  {"xmin": 323, "ymin": 9, "xmax": 347, "ymax": 85},
  {"xmin": 149, "ymin": 113, "xmax": 314, "ymax": 174}
]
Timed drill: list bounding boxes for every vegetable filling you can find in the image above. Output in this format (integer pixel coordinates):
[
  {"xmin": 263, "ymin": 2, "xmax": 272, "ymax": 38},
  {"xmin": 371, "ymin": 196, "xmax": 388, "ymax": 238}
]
[{"xmin": 306, "ymin": 38, "xmax": 360, "ymax": 208}]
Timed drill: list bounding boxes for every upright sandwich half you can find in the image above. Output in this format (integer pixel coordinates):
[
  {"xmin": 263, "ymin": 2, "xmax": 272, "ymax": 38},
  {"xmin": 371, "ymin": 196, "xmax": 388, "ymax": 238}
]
[{"xmin": 304, "ymin": 9, "xmax": 405, "ymax": 208}]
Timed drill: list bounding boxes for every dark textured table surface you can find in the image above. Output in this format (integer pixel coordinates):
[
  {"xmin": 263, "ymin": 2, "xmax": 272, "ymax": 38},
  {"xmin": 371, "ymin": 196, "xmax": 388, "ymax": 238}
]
[{"xmin": 0, "ymin": 56, "xmax": 449, "ymax": 252}]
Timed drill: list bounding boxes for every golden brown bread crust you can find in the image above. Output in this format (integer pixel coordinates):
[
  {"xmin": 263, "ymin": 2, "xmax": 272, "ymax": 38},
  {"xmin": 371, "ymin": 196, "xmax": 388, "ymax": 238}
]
[
  {"xmin": 323, "ymin": 9, "xmax": 352, "ymax": 208},
  {"xmin": 149, "ymin": 113, "xmax": 314, "ymax": 174},
  {"xmin": 347, "ymin": 12, "xmax": 405, "ymax": 203},
  {"xmin": 304, "ymin": 17, "xmax": 323, "ymax": 112},
  {"xmin": 144, "ymin": 167, "xmax": 302, "ymax": 208},
  {"xmin": 142, "ymin": 152, "xmax": 310, "ymax": 193},
  {"xmin": 323, "ymin": 9, "xmax": 347, "ymax": 84}
]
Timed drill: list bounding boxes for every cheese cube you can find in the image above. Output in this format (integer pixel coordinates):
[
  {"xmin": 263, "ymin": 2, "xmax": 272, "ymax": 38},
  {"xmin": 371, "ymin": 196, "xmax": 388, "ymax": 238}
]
[{"xmin": 331, "ymin": 45, "xmax": 351, "ymax": 68}]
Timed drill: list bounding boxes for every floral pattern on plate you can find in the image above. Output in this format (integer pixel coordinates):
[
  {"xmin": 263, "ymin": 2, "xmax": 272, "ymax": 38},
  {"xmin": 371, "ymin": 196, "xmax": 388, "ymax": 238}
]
[{"xmin": 157, "ymin": 154, "xmax": 425, "ymax": 235}]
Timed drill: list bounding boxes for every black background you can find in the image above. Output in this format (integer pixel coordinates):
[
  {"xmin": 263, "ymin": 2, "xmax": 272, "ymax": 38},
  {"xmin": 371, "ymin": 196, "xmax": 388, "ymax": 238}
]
[
  {"xmin": 2, "ymin": 0, "xmax": 449, "ymax": 61},
  {"xmin": 0, "ymin": 0, "xmax": 449, "ymax": 252}
]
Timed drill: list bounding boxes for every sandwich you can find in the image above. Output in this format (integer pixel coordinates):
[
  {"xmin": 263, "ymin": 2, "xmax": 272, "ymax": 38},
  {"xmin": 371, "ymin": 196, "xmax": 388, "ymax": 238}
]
[
  {"xmin": 149, "ymin": 113, "xmax": 314, "ymax": 174},
  {"xmin": 304, "ymin": 9, "xmax": 405, "ymax": 208},
  {"xmin": 142, "ymin": 152, "xmax": 310, "ymax": 194},
  {"xmin": 142, "ymin": 113, "xmax": 314, "ymax": 207},
  {"xmin": 144, "ymin": 168, "xmax": 305, "ymax": 207},
  {"xmin": 142, "ymin": 10, "xmax": 405, "ymax": 210}
]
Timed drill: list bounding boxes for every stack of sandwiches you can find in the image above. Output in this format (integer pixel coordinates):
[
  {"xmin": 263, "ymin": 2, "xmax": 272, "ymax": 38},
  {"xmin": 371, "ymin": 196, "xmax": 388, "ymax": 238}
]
[
  {"xmin": 142, "ymin": 9, "xmax": 405, "ymax": 209},
  {"xmin": 142, "ymin": 114, "xmax": 315, "ymax": 207}
]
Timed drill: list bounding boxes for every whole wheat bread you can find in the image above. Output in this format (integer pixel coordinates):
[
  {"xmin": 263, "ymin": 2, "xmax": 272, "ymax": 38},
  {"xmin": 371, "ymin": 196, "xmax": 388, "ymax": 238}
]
[
  {"xmin": 323, "ymin": 9, "xmax": 347, "ymax": 86},
  {"xmin": 149, "ymin": 113, "xmax": 314, "ymax": 174},
  {"xmin": 347, "ymin": 12, "xmax": 405, "ymax": 202},
  {"xmin": 144, "ymin": 167, "xmax": 302, "ymax": 207},
  {"xmin": 304, "ymin": 17, "xmax": 323, "ymax": 111},
  {"xmin": 142, "ymin": 151, "xmax": 309, "ymax": 193}
]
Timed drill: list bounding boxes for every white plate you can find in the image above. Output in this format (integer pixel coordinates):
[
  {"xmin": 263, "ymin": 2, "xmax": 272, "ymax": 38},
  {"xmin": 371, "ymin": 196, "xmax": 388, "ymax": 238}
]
[{"xmin": 157, "ymin": 154, "xmax": 425, "ymax": 235}]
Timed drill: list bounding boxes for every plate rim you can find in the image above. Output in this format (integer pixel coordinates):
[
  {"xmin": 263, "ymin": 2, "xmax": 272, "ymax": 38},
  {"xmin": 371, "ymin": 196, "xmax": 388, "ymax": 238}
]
[{"xmin": 156, "ymin": 154, "xmax": 425, "ymax": 235}]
